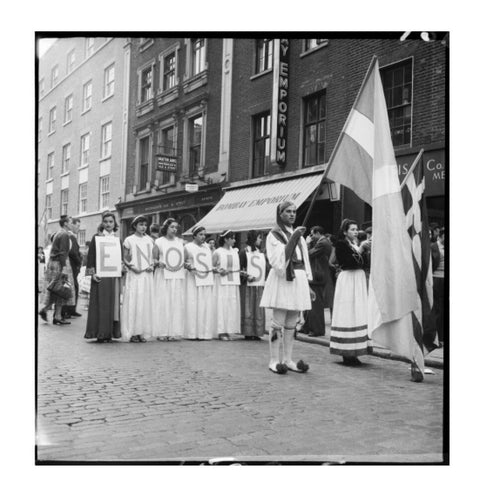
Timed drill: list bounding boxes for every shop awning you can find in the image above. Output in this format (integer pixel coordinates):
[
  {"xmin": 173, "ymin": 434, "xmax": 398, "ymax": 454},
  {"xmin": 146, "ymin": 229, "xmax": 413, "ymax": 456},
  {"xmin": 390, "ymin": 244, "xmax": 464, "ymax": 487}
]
[{"xmin": 185, "ymin": 172, "xmax": 324, "ymax": 234}]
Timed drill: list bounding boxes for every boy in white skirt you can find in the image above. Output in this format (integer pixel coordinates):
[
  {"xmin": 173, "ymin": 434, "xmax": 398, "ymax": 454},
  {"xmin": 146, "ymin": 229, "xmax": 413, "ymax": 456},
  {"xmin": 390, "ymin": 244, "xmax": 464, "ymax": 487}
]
[{"xmin": 260, "ymin": 201, "xmax": 314, "ymax": 374}]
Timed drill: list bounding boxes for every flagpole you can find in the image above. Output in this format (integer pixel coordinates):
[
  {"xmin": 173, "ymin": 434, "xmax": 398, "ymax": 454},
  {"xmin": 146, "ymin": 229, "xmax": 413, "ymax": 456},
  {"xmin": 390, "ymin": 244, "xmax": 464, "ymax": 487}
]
[
  {"xmin": 400, "ymin": 149, "xmax": 424, "ymax": 190},
  {"xmin": 302, "ymin": 55, "xmax": 379, "ymax": 226}
]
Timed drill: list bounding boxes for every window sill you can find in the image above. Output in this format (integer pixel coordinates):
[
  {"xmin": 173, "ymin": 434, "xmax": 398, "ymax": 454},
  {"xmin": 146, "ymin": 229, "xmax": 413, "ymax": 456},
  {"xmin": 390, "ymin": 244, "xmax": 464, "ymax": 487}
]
[
  {"xmin": 45, "ymin": 178, "xmax": 53, "ymax": 184},
  {"xmin": 102, "ymin": 93, "xmax": 114, "ymax": 103},
  {"xmin": 133, "ymin": 188, "xmax": 152, "ymax": 196},
  {"xmin": 156, "ymin": 85, "xmax": 179, "ymax": 106},
  {"xmin": 139, "ymin": 39, "xmax": 154, "ymax": 52},
  {"xmin": 182, "ymin": 70, "xmax": 208, "ymax": 94},
  {"xmin": 250, "ymin": 68, "xmax": 272, "ymax": 81},
  {"xmin": 81, "ymin": 107, "xmax": 92, "ymax": 116},
  {"xmin": 299, "ymin": 42, "xmax": 329, "ymax": 58},
  {"xmin": 60, "ymin": 171, "xmax": 70, "ymax": 177},
  {"xmin": 99, "ymin": 155, "xmax": 112, "ymax": 163},
  {"xmin": 47, "ymin": 130, "xmax": 56, "ymax": 137},
  {"xmin": 78, "ymin": 164, "xmax": 89, "ymax": 170},
  {"xmin": 63, "ymin": 119, "xmax": 72, "ymax": 127},
  {"xmin": 136, "ymin": 99, "xmax": 154, "ymax": 117}
]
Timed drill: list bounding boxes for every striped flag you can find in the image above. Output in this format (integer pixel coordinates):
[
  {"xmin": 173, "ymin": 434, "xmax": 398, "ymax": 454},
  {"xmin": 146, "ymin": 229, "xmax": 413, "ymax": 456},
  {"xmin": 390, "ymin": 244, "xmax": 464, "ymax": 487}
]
[
  {"xmin": 325, "ymin": 57, "xmax": 420, "ymax": 372},
  {"xmin": 401, "ymin": 153, "xmax": 434, "ymax": 363}
]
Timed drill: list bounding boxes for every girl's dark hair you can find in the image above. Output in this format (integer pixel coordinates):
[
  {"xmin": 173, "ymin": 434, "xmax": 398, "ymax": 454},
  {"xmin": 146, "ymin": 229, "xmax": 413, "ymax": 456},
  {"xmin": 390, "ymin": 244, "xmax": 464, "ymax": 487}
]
[
  {"xmin": 192, "ymin": 226, "xmax": 206, "ymax": 238},
  {"xmin": 338, "ymin": 219, "xmax": 357, "ymax": 241},
  {"xmin": 102, "ymin": 212, "xmax": 119, "ymax": 232},
  {"xmin": 59, "ymin": 215, "xmax": 70, "ymax": 227},
  {"xmin": 218, "ymin": 230, "xmax": 235, "ymax": 247},
  {"xmin": 246, "ymin": 230, "xmax": 261, "ymax": 250},
  {"xmin": 160, "ymin": 218, "xmax": 176, "ymax": 236},
  {"xmin": 131, "ymin": 215, "xmax": 148, "ymax": 230},
  {"xmin": 357, "ymin": 231, "xmax": 367, "ymax": 242},
  {"xmin": 150, "ymin": 223, "xmax": 160, "ymax": 235}
]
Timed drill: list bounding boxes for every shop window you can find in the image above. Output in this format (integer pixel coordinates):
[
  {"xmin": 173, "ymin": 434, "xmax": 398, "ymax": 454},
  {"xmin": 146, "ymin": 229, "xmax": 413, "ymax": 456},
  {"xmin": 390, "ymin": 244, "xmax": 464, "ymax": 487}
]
[
  {"xmin": 252, "ymin": 112, "xmax": 271, "ymax": 177},
  {"xmin": 381, "ymin": 59, "xmax": 413, "ymax": 147},
  {"xmin": 303, "ymin": 92, "xmax": 326, "ymax": 167},
  {"xmin": 255, "ymin": 39, "xmax": 273, "ymax": 74}
]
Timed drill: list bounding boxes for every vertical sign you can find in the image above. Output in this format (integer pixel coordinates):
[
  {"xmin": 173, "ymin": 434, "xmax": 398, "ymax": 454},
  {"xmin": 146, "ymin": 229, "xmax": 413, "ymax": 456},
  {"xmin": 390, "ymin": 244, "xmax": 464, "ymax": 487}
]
[
  {"xmin": 270, "ymin": 38, "xmax": 289, "ymax": 167},
  {"xmin": 95, "ymin": 237, "xmax": 122, "ymax": 277}
]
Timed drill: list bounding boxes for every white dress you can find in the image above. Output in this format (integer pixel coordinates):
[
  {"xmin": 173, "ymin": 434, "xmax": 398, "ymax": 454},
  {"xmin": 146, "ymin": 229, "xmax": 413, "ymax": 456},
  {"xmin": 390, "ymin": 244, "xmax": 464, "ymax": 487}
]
[
  {"xmin": 121, "ymin": 234, "xmax": 155, "ymax": 340},
  {"xmin": 213, "ymin": 247, "xmax": 241, "ymax": 334},
  {"xmin": 260, "ymin": 229, "xmax": 312, "ymax": 311},
  {"xmin": 184, "ymin": 242, "xmax": 216, "ymax": 340},
  {"xmin": 152, "ymin": 236, "xmax": 185, "ymax": 339}
]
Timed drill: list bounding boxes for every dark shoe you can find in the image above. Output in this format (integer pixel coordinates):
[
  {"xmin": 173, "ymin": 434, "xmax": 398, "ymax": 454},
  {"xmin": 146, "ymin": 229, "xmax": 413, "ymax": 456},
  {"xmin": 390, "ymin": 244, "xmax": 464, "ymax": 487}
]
[
  {"xmin": 62, "ymin": 313, "xmax": 72, "ymax": 319},
  {"xmin": 70, "ymin": 312, "xmax": 82, "ymax": 317},
  {"xmin": 137, "ymin": 336, "xmax": 147, "ymax": 343},
  {"xmin": 39, "ymin": 310, "xmax": 48, "ymax": 322},
  {"xmin": 350, "ymin": 357, "xmax": 362, "ymax": 366},
  {"xmin": 129, "ymin": 336, "xmax": 139, "ymax": 343},
  {"xmin": 53, "ymin": 319, "xmax": 71, "ymax": 325},
  {"xmin": 97, "ymin": 338, "xmax": 105, "ymax": 343},
  {"xmin": 269, "ymin": 363, "xmax": 288, "ymax": 374}
]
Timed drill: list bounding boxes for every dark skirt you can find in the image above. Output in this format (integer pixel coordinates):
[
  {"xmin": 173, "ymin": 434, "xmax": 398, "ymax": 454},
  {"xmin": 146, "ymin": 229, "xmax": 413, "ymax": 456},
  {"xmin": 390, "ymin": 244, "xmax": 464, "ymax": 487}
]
[
  {"xmin": 303, "ymin": 284, "xmax": 326, "ymax": 336},
  {"xmin": 84, "ymin": 277, "xmax": 121, "ymax": 340},
  {"xmin": 240, "ymin": 285, "xmax": 265, "ymax": 337}
]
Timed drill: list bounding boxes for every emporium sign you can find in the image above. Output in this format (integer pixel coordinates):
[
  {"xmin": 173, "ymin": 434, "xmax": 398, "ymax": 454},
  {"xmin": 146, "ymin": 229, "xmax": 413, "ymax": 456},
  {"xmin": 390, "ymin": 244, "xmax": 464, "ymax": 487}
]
[
  {"xmin": 271, "ymin": 39, "xmax": 289, "ymax": 167},
  {"xmin": 156, "ymin": 154, "xmax": 177, "ymax": 172}
]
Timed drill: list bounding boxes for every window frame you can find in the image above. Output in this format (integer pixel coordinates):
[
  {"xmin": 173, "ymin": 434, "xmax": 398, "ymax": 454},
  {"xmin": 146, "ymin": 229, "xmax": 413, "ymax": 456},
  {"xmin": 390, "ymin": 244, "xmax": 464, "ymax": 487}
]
[
  {"xmin": 156, "ymin": 123, "xmax": 177, "ymax": 186},
  {"xmin": 78, "ymin": 182, "xmax": 88, "ymax": 214},
  {"xmin": 103, "ymin": 63, "xmax": 115, "ymax": 99},
  {"xmin": 82, "ymin": 80, "xmax": 93, "ymax": 113},
  {"xmin": 64, "ymin": 93, "xmax": 73, "ymax": 124},
  {"xmin": 48, "ymin": 106, "xmax": 56, "ymax": 134},
  {"xmin": 380, "ymin": 57, "xmax": 414, "ymax": 148},
  {"xmin": 100, "ymin": 121, "xmax": 113, "ymax": 159},
  {"xmin": 61, "ymin": 143, "xmax": 71, "ymax": 174},
  {"xmin": 99, "ymin": 175, "xmax": 110, "ymax": 210},
  {"xmin": 60, "ymin": 188, "xmax": 69, "ymax": 216},
  {"xmin": 255, "ymin": 39, "xmax": 273, "ymax": 74},
  {"xmin": 139, "ymin": 64, "xmax": 154, "ymax": 104},
  {"xmin": 66, "ymin": 49, "xmax": 75, "ymax": 74},
  {"xmin": 302, "ymin": 91, "xmax": 327, "ymax": 168},
  {"xmin": 47, "ymin": 152, "xmax": 55, "ymax": 180},
  {"xmin": 85, "ymin": 37, "xmax": 95, "ymax": 58},
  {"xmin": 38, "ymin": 117, "xmax": 42, "ymax": 142},
  {"xmin": 188, "ymin": 114, "xmax": 204, "ymax": 176},
  {"xmin": 51, "ymin": 64, "xmax": 59, "ymax": 88},
  {"xmin": 39, "ymin": 78, "xmax": 45, "ymax": 98},
  {"xmin": 137, "ymin": 133, "xmax": 152, "ymax": 192},
  {"xmin": 252, "ymin": 111, "xmax": 271, "ymax": 178},
  {"xmin": 78, "ymin": 229, "xmax": 86, "ymax": 246},
  {"xmin": 80, "ymin": 132, "xmax": 90, "ymax": 168},
  {"xmin": 45, "ymin": 194, "xmax": 52, "ymax": 220}
]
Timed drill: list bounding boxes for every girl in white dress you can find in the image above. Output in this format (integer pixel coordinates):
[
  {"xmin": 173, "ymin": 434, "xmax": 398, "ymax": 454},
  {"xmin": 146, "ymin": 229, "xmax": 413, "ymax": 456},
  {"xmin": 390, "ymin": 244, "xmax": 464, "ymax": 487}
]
[
  {"xmin": 122, "ymin": 215, "xmax": 155, "ymax": 343},
  {"xmin": 184, "ymin": 226, "xmax": 216, "ymax": 340},
  {"xmin": 260, "ymin": 201, "xmax": 313, "ymax": 374},
  {"xmin": 213, "ymin": 230, "xmax": 241, "ymax": 341},
  {"xmin": 152, "ymin": 218, "xmax": 185, "ymax": 341}
]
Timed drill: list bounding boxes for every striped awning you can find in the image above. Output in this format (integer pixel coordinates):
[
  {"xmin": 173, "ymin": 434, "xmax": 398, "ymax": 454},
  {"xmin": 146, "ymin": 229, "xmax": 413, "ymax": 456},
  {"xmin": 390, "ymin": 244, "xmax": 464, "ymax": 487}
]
[{"xmin": 185, "ymin": 172, "xmax": 324, "ymax": 234}]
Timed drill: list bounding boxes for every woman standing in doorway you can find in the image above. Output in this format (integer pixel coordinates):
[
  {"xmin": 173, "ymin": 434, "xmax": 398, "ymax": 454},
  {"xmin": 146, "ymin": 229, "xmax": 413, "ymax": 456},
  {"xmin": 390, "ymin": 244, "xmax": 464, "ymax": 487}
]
[
  {"xmin": 329, "ymin": 219, "xmax": 372, "ymax": 365},
  {"xmin": 84, "ymin": 212, "xmax": 123, "ymax": 343},
  {"xmin": 184, "ymin": 226, "xmax": 216, "ymax": 340},
  {"xmin": 152, "ymin": 218, "xmax": 185, "ymax": 341}
]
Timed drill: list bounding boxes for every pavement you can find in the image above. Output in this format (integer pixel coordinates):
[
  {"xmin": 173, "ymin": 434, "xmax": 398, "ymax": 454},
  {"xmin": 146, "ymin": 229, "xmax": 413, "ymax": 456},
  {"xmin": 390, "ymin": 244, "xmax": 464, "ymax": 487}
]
[
  {"xmin": 36, "ymin": 296, "xmax": 445, "ymax": 463},
  {"xmin": 296, "ymin": 311, "xmax": 444, "ymax": 370}
]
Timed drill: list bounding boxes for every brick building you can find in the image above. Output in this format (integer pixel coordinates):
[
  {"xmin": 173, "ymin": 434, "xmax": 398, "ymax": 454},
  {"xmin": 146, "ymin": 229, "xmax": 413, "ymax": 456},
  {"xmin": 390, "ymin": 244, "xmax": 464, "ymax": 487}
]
[
  {"xmin": 116, "ymin": 37, "xmax": 229, "ymax": 235},
  {"xmin": 37, "ymin": 37, "xmax": 128, "ymax": 247},
  {"xmin": 190, "ymin": 36, "xmax": 446, "ymax": 237}
]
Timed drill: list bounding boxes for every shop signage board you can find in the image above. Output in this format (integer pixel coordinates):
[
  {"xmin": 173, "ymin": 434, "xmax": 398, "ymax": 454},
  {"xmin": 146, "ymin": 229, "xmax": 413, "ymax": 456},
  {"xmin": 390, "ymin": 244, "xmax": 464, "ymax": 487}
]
[
  {"xmin": 156, "ymin": 155, "xmax": 177, "ymax": 172},
  {"xmin": 397, "ymin": 149, "xmax": 445, "ymax": 197}
]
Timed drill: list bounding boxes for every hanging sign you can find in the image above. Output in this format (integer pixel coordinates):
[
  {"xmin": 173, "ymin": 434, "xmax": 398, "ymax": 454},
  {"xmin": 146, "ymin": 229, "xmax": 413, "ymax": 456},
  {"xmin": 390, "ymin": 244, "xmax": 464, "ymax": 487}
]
[{"xmin": 156, "ymin": 155, "xmax": 177, "ymax": 172}]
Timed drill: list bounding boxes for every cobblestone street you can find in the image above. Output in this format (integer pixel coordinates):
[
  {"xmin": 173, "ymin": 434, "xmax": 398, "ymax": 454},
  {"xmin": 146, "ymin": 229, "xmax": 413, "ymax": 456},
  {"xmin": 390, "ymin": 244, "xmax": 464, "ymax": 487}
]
[{"xmin": 36, "ymin": 298, "xmax": 444, "ymax": 463}]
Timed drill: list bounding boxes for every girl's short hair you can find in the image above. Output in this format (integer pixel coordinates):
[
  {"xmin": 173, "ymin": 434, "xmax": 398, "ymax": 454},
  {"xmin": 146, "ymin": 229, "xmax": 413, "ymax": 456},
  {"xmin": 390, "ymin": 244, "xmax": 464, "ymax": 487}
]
[
  {"xmin": 102, "ymin": 212, "xmax": 119, "ymax": 232},
  {"xmin": 131, "ymin": 215, "xmax": 148, "ymax": 230},
  {"xmin": 192, "ymin": 225, "xmax": 206, "ymax": 238},
  {"xmin": 218, "ymin": 230, "xmax": 235, "ymax": 247},
  {"xmin": 160, "ymin": 218, "xmax": 176, "ymax": 236}
]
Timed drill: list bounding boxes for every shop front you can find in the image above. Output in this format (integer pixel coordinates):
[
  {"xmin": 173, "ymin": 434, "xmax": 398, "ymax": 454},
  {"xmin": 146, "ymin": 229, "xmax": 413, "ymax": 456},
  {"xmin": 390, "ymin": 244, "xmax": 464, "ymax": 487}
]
[
  {"xmin": 397, "ymin": 147, "xmax": 446, "ymax": 226},
  {"xmin": 116, "ymin": 184, "xmax": 224, "ymax": 239}
]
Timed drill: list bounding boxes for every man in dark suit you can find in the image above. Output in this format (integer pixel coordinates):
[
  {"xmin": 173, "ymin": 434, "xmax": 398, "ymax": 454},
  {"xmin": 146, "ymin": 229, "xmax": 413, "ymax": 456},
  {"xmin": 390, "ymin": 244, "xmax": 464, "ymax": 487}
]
[
  {"xmin": 62, "ymin": 217, "xmax": 83, "ymax": 318},
  {"xmin": 302, "ymin": 226, "xmax": 334, "ymax": 337}
]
